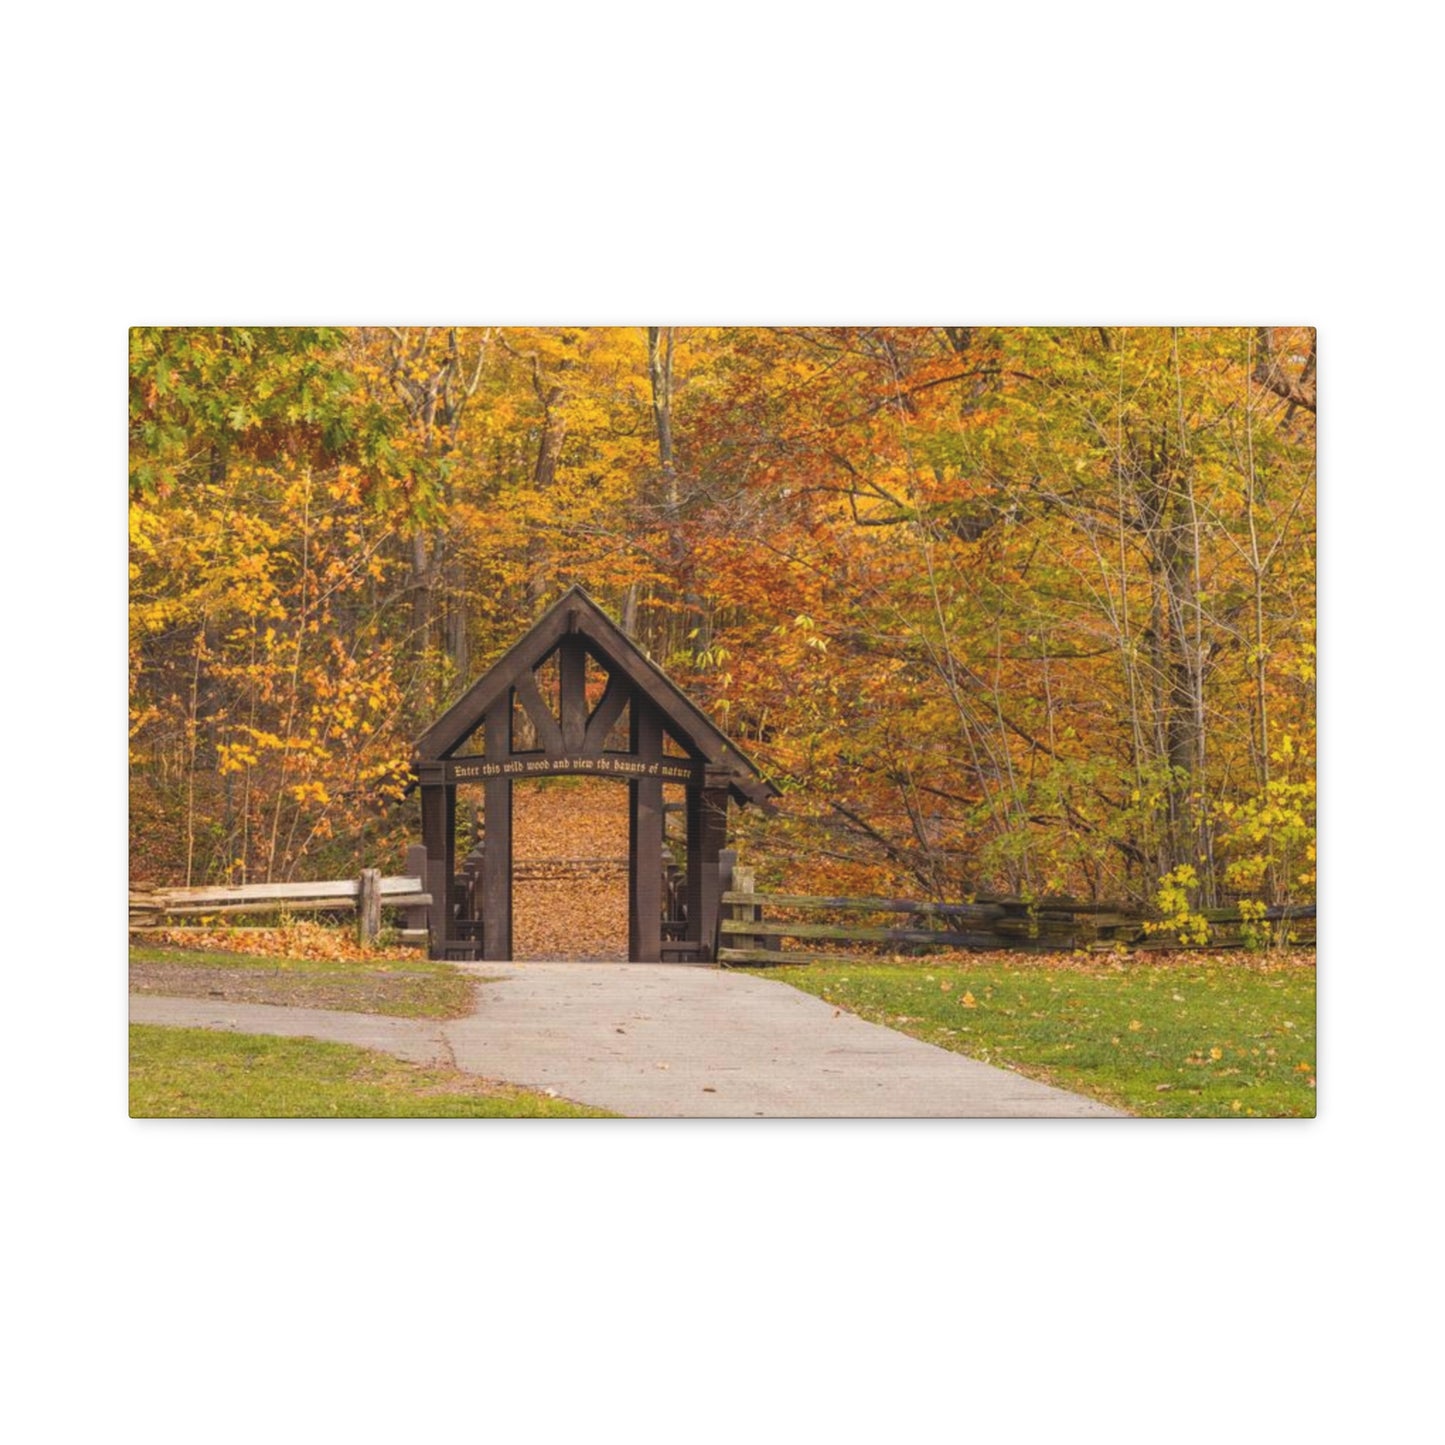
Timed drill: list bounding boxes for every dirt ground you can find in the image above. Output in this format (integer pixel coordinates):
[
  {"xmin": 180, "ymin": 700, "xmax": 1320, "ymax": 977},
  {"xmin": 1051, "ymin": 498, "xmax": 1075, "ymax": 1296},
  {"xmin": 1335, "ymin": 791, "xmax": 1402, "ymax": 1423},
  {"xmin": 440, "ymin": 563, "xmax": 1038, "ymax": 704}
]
[
  {"xmin": 509, "ymin": 778, "xmax": 633, "ymax": 959},
  {"xmin": 127, "ymin": 958, "xmax": 478, "ymax": 1019}
]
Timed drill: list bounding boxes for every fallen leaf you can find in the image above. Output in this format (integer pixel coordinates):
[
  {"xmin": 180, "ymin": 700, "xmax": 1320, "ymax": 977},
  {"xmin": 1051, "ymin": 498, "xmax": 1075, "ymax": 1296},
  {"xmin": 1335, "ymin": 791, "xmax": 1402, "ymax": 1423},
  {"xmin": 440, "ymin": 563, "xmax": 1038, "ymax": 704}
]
[
  {"xmin": 1128, "ymin": 1019, "xmax": 1143, "ymax": 1031},
  {"xmin": 960, "ymin": 991, "xmax": 977, "ymax": 1008},
  {"xmin": 1210, "ymin": 1046, "xmax": 1223, "ymax": 1061}
]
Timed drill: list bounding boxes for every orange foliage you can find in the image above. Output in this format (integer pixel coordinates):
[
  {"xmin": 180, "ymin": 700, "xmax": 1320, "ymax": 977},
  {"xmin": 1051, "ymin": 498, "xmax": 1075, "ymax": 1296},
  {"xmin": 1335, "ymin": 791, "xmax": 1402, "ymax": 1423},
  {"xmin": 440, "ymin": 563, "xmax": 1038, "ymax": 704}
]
[{"xmin": 131, "ymin": 326, "xmax": 1315, "ymax": 912}]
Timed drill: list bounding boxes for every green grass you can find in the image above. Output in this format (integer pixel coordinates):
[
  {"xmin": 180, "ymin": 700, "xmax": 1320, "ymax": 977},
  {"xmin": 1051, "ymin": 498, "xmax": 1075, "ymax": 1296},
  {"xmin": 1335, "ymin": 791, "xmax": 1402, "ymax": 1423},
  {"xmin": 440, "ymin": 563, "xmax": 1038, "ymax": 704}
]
[
  {"xmin": 748, "ymin": 957, "xmax": 1316, "ymax": 1117},
  {"xmin": 128, "ymin": 946, "xmax": 479, "ymax": 1019},
  {"xmin": 129, "ymin": 1025, "xmax": 612, "ymax": 1118}
]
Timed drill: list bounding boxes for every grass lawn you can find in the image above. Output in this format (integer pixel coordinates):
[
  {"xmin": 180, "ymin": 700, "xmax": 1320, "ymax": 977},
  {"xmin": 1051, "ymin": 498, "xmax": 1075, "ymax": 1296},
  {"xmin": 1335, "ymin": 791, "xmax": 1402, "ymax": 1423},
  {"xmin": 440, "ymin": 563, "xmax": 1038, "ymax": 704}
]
[
  {"xmin": 130, "ymin": 1025, "xmax": 612, "ymax": 1118},
  {"xmin": 749, "ymin": 955, "xmax": 1316, "ymax": 1117},
  {"xmin": 129, "ymin": 946, "xmax": 478, "ymax": 1019}
]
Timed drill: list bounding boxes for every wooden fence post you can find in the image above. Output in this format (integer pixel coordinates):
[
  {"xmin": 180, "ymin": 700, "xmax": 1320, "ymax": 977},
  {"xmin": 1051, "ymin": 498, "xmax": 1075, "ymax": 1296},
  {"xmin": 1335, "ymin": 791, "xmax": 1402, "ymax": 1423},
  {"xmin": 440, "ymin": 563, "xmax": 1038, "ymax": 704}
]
[
  {"xmin": 357, "ymin": 868, "xmax": 381, "ymax": 948},
  {"xmin": 403, "ymin": 844, "xmax": 429, "ymax": 936},
  {"xmin": 718, "ymin": 847, "xmax": 737, "ymax": 901},
  {"xmin": 727, "ymin": 864, "xmax": 757, "ymax": 959}
]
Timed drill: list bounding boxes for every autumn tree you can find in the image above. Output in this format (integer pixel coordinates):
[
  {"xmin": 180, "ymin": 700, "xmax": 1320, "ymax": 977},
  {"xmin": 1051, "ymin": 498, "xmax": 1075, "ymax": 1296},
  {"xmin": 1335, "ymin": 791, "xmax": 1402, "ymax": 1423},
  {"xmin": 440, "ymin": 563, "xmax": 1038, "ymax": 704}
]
[
  {"xmin": 130, "ymin": 327, "xmax": 417, "ymax": 883},
  {"xmin": 130, "ymin": 325, "xmax": 1314, "ymax": 916}
]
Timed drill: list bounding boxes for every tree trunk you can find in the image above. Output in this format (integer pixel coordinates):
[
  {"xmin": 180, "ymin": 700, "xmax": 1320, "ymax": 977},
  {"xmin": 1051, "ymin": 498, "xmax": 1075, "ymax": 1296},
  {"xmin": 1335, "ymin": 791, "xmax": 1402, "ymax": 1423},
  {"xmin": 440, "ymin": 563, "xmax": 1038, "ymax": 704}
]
[
  {"xmin": 647, "ymin": 326, "xmax": 708, "ymax": 653},
  {"xmin": 1138, "ymin": 431, "xmax": 1213, "ymax": 901},
  {"xmin": 528, "ymin": 375, "xmax": 567, "ymax": 608},
  {"xmin": 410, "ymin": 532, "xmax": 434, "ymax": 654}
]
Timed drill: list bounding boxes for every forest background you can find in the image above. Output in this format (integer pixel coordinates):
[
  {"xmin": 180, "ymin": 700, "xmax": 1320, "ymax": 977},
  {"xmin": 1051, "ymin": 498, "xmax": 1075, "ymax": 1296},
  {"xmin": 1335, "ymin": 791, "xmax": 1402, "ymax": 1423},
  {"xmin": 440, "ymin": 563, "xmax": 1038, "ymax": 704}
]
[{"xmin": 128, "ymin": 325, "xmax": 1316, "ymax": 921}]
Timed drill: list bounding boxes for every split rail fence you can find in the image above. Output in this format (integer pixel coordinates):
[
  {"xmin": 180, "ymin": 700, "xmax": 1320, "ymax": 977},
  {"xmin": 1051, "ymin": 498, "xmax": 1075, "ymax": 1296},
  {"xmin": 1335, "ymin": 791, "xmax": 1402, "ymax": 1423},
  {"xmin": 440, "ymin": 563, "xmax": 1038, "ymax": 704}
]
[
  {"xmin": 128, "ymin": 873, "xmax": 433, "ymax": 946},
  {"xmin": 129, "ymin": 862, "xmax": 1314, "ymax": 962},
  {"xmin": 716, "ymin": 866, "xmax": 1315, "ymax": 966}
]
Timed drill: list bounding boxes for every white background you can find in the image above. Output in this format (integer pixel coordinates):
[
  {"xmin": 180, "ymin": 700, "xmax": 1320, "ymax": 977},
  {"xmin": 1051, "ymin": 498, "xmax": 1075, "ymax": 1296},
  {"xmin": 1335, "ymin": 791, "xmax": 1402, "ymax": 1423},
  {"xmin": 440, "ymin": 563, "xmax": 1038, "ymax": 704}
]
[{"xmin": 2, "ymin": 3, "xmax": 1438, "ymax": 1441}]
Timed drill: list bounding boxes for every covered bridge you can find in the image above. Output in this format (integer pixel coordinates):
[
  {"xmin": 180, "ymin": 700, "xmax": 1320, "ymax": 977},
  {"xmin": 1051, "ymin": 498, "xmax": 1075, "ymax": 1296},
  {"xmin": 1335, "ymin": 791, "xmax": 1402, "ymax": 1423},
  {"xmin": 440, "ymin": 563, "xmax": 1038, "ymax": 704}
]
[{"xmin": 411, "ymin": 586, "xmax": 776, "ymax": 962}]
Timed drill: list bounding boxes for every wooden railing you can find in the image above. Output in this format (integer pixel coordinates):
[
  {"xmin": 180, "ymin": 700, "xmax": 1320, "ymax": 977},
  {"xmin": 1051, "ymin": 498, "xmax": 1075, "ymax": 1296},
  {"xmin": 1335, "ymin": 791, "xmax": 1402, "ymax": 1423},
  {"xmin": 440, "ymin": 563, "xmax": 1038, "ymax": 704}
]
[
  {"xmin": 716, "ymin": 871, "xmax": 1315, "ymax": 965},
  {"xmin": 129, "ymin": 873, "xmax": 433, "ymax": 946}
]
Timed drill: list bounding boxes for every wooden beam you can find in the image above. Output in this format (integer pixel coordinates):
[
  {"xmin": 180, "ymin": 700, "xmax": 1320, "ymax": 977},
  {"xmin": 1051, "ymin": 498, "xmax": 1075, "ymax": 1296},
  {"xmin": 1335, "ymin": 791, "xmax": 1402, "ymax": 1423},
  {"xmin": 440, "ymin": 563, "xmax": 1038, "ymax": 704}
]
[
  {"xmin": 442, "ymin": 753, "xmax": 703, "ymax": 786},
  {"xmin": 140, "ymin": 894, "xmax": 432, "ymax": 919},
  {"xmin": 413, "ymin": 601, "xmax": 573, "ymax": 760},
  {"xmin": 139, "ymin": 876, "xmax": 429, "ymax": 906},
  {"xmin": 719, "ymin": 891, "xmax": 1008, "ymax": 921},
  {"xmin": 716, "ymin": 948, "xmax": 859, "ymax": 967},
  {"xmin": 582, "ymin": 670, "xmax": 630, "ymax": 755},
  {"xmin": 559, "ymin": 637, "xmax": 588, "ymax": 751},
  {"xmin": 513, "ymin": 671, "xmax": 564, "ymax": 754},
  {"xmin": 719, "ymin": 918, "xmax": 1010, "ymax": 947}
]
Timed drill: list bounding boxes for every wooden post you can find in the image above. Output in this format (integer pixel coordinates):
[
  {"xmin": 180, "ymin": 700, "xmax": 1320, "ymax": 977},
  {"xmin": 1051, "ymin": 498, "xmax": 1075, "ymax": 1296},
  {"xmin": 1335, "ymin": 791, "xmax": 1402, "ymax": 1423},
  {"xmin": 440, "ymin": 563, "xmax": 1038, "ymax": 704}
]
[
  {"xmin": 482, "ymin": 703, "xmax": 513, "ymax": 961},
  {"xmin": 356, "ymin": 868, "xmax": 381, "ymax": 948},
  {"xmin": 711, "ymin": 845, "xmax": 738, "ymax": 960},
  {"xmin": 694, "ymin": 785, "xmax": 729, "ymax": 961},
  {"xmin": 444, "ymin": 785, "xmax": 457, "ymax": 920},
  {"xmin": 686, "ymin": 787, "xmax": 703, "ymax": 943},
  {"xmin": 629, "ymin": 703, "xmax": 663, "ymax": 962},
  {"xmin": 420, "ymin": 783, "xmax": 449, "ymax": 959}
]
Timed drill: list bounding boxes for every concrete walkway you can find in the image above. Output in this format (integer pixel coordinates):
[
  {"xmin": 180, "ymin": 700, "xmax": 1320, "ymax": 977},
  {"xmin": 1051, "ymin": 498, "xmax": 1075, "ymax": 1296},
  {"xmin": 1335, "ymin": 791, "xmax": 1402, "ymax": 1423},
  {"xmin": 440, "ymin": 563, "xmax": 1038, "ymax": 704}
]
[{"xmin": 130, "ymin": 962, "xmax": 1124, "ymax": 1118}]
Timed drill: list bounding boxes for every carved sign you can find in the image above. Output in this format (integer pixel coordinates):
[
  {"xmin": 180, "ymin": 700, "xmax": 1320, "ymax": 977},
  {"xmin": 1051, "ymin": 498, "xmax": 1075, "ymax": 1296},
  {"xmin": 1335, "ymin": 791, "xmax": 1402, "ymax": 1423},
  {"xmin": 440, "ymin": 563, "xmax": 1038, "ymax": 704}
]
[{"xmin": 444, "ymin": 754, "xmax": 703, "ymax": 786}]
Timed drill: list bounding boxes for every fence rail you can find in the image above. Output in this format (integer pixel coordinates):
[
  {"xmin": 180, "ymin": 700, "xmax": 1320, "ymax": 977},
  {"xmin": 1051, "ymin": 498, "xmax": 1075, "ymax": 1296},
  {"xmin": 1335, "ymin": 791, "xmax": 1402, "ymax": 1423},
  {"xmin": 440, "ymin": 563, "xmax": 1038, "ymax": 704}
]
[
  {"xmin": 129, "ymin": 873, "xmax": 432, "ymax": 946},
  {"xmin": 715, "ymin": 875, "xmax": 1315, "ymax": 966}
]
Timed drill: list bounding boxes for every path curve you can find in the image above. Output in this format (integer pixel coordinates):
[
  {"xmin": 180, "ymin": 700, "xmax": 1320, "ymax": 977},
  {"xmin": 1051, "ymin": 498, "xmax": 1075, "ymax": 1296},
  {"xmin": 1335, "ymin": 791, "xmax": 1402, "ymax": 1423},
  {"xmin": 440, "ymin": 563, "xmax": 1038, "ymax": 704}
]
[{"xmin": 130, "ymin": 962, "xmax": 1124, "ymax": 1118}]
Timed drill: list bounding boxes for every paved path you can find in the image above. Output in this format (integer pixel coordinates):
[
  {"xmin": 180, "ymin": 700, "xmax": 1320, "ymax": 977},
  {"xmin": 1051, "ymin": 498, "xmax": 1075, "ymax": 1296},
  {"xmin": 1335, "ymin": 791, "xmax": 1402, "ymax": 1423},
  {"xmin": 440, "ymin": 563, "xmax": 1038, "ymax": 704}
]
[{"xmin": 130, "ymin": 963, "xmax": 1124, "ymax": 1118}]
